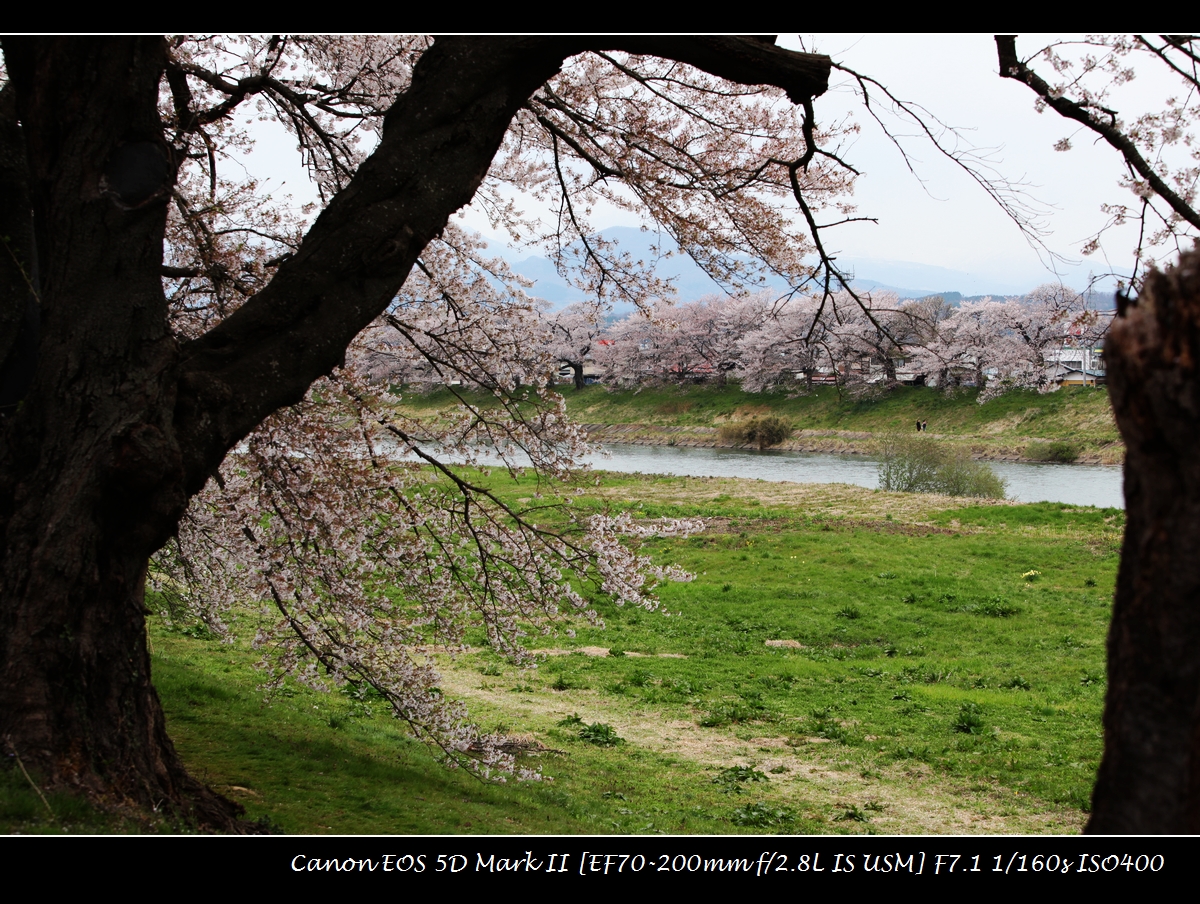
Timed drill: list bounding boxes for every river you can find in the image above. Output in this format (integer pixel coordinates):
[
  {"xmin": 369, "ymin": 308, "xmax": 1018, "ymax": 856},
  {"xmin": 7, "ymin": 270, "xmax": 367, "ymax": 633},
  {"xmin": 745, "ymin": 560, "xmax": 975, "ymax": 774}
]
[{"xmin": 582, "ymin": 443, "xmax": 1125, "ymax": 509}]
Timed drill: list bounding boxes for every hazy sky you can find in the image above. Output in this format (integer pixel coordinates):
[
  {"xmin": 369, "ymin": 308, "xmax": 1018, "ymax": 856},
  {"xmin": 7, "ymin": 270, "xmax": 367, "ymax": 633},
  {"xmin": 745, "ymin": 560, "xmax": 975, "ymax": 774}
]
[
  {"xmin": 773, "ymin": 34, "xmax": 1168, "ymax": 294},
  {"xmin": 239, "ymin": 35, "xmax": 1178, "ymax": 295}
]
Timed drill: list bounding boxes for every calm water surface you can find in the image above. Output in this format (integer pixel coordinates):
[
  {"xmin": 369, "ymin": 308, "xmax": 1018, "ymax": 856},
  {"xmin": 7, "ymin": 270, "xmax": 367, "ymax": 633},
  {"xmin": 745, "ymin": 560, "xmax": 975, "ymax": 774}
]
[{"xmin": 583, "ymin": 443, "xmax": 1125, "ymax": 510}]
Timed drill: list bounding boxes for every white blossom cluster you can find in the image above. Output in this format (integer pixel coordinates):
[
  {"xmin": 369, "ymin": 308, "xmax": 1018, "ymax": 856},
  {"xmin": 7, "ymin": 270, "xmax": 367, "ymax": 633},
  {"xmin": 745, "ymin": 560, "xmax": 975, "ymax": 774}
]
[{"xmin": 152, "ymin": 363, "xmax": 702, "ymax": 776}]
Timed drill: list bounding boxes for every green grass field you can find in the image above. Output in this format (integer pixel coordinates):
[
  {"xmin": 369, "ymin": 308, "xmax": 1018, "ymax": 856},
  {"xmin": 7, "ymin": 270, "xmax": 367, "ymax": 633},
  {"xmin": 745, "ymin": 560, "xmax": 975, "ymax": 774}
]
[
  {"xmin": 1, "ymin": 469, "xmax": 1120, "ymax": 835},
  {"xmin": 394, "ymin": 383, "xmax": 1122, "ymax": 463}
]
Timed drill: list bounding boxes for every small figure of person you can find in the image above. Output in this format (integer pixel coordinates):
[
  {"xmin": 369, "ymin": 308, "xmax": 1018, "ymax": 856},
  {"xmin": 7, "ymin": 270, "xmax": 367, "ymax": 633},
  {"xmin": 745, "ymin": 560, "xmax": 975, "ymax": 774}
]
[
  {"xmin": 916, "ymin": 419, "xmax": 922, "ymax": 432},
  {"xmin": 922, "ymin": 420, "xmax": 928, "ymax": 433}
]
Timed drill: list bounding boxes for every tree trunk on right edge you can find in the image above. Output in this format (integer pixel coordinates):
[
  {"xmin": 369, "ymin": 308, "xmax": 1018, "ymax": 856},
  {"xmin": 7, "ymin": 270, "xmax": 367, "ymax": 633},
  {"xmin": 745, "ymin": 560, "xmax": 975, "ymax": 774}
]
[{"xmin": 1088, "ymin": 249, "xmax": 1200, "ymax": 833}]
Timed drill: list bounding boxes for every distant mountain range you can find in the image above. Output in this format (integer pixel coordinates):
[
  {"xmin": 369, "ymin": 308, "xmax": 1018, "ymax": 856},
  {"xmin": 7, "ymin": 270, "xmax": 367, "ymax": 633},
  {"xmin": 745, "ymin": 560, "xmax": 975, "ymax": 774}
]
[{"xmin": 480, "ymin": 226, "xmax": 1112, "ymax": 311}]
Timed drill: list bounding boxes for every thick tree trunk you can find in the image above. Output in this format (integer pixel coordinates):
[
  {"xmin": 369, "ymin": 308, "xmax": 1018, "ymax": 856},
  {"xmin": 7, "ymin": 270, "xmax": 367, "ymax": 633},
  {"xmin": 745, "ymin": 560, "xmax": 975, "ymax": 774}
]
[
  {"xmin": 0, "ymin": 468, "xmax": 242, "ymax": 828},
  {"xmin": 0, "ymin": 35, "xmax": 590, "ymax": 830},
  {"xmin": 0, "ymin": 83, "xmax": 38, "ymax": 412},
  {"xmin": 883, "ymin": 353, "xmax": 898, "ymax": 388},
  {"xmin": 1088, "ymin": 249, "xmax": 1200, "ymax": 833},
  {"xmin": 0, "ymin": 36, "xmax": 587, "ymax": 829},
  {"xmin": 0, "ymin": 37, "xmax": 244, "ymax": 830}
]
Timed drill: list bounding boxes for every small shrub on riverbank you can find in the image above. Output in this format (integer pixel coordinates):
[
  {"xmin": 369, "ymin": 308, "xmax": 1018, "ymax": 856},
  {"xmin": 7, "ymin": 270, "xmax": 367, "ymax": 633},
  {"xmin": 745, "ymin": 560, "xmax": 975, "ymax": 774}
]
[
  {"xmin": 877, "ymin": 434, "xmax": 1007, "ymax": 499},
  {"xmin": 717, "ymin": 415, "xmax": 792, "ymax": 449},
  {"xmin": 1026, "ymin": 441, "xmax": 1080, "ymax": 463},
  {"xmin": 953, "ymin": 702, "xmax": 987, "ymax": 735}
]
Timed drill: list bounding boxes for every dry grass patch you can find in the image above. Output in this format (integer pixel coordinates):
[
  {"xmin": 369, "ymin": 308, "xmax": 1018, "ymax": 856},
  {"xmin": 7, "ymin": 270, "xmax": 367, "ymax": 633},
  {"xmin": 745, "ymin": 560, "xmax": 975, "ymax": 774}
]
[
  {"xmin": 434, "ymin": 656, "xmax": 1085, "ymax": 835},
  {"xmin": 531, "ymin": 647, "xmax": 687, "ymax": 659},
  {"xmin": 587, "ymin": 475, "xmax": 1011, "ymax": 523}
]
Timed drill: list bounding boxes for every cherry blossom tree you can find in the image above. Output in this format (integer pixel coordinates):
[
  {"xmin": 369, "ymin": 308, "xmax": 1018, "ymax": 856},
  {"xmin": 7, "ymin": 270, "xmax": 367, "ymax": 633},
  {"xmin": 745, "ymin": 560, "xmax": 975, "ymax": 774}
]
[
  {"xmin": 592, "ymin": 306, "xmax": 662, "ymax": 387},
  {"xmin": 737, "ymin": 291, "xmax": 915, "ymax": 396},
  {"xmin": 735, "ymin": 286, "xmax": 1103, "ymax": 400},
  {"xmin": 982, "ymin": 284, "xmax": 1101, "ymax": 394},
  {"xmin": 997, "ymin": 36, "xmax": 1198, "ymax": 289},
  {"xmin": 903, "ymin": 297, "xmax": 998, "ymax": 392},
  {"xmin": 819, "ymin": 292, "xmax": 911, "ymax": 392},
  {"xmin": 736, "ymin": 294, "xmax": 831, "ymax": 392},
  {"xmin": 0, "ymin": 35, "xmax": 846, "ymax": 829},
  {"xmin": 597, "ymin": 293, "xmax": 768, "ymax": 386},
  {"xmin": 902, "ymin": 285, "xmax": 1102, "ymax": 398},
  {"xmin": 544, "ymin": 301, "xmax": 607, "ymax": 390},
  {"xmin": 662, "ymin": 293, "xmax": 767, "ymax": 385}
]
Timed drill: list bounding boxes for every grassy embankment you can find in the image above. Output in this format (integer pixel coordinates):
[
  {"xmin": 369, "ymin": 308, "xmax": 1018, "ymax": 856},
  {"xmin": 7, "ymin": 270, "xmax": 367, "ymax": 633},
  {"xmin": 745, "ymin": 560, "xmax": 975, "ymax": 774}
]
[
  {"xmin": 2, "ymin": 469, "xmax": 1120, "ymax": 835},
  {"xmin": 396, "ymin": 383, "xmax": 1122, "ymax": 464}
]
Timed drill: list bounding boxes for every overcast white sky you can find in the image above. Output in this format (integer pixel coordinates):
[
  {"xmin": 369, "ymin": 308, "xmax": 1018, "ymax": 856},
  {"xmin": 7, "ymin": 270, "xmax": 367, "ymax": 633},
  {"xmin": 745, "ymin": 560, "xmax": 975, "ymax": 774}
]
[
  {"xmin": 774, "ymin": 34, "xmax": 1167, "ymax": 294},
  {"xmin": 240, "ymin": 34, "xmax": 1178, "ymax": 296}
]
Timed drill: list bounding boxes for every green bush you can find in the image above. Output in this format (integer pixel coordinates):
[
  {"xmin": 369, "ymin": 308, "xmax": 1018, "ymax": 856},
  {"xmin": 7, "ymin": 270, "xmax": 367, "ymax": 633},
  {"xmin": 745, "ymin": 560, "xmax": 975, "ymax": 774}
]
[
  {"xmin": 953, "ymin": 702, "xmax": 986, "ymax": 735},
  {"xmin": 1026, "ymin": 441, "xmax": 1080, "ymax": 463},
  {"xmin": 712, "ymin": 765, "xmax": 770, "ymax": 793},
  {"xmin": 876, "ymin": 434, "xmax": 1007, "ymax": 499},
  {"xmin": 578, "ymin": 722, "xmax": 623, "ymax": 746},
  {"xmin": 718, "ymin": 415, "xmax": 793, "ymax": 449}
]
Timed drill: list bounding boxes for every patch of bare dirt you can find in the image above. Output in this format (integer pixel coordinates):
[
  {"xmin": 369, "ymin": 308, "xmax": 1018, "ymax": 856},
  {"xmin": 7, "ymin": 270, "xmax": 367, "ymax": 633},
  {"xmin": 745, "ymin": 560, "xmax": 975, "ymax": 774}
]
[
  {"xmin": 531, "ymin": 647, "xmax": 687, "ymax": 659},
  {"xmin": 434, "ymin": 660, "xmax": 1086, "ymax": 835}
]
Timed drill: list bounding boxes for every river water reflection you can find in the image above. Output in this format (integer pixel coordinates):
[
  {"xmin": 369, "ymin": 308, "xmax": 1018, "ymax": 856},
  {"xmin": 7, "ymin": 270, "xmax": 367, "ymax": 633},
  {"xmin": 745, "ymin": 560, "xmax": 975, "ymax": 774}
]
[{"xmin": 582, "ymin": 443, "xmax": 1125, "ymax": 510}]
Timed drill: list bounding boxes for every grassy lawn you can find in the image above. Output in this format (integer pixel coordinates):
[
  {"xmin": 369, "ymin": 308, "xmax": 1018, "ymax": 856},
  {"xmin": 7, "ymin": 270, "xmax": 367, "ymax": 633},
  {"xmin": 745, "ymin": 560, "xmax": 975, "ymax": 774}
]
[
  {"xmin": 435, "ymin": 474, "xmax": 1118, "ymax": 834},
  {"xmin": 1, "ymin": 470, "xmax": 1119, "ymax": 835}
]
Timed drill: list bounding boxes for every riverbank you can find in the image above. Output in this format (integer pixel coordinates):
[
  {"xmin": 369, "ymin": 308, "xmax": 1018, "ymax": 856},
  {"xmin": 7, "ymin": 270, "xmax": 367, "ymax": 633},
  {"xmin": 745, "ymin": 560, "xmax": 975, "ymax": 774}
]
[
  {"xmin": 396, "ymin": 384, "xmax": 1124, "ymax": 465},
  {"xmin": 580, "ymin": 444, "xmax": 1124, "ymax": 508},
  {"xmin": 577, "ymin": 422, "xmax": 1127, "ymax": 464},
  {"xmin": 566, "ymin": 384, "xmax": 1122, "ymax": 464}
]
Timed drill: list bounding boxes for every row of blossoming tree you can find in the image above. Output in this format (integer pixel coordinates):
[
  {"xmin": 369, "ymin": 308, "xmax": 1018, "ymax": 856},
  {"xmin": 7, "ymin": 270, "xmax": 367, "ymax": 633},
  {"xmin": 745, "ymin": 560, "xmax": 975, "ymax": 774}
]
[{"xmin": 367, "ymin": 285, "xmax": 1110, "ymax": 399}]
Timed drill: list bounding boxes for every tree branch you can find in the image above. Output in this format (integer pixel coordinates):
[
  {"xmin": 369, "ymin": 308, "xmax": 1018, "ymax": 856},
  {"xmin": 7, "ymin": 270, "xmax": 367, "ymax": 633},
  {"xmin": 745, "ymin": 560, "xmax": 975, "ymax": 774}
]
[
  {"xmin": 997, "ymin": 35, "xmax": 1200, "ymax": 234},
  {"xmin": 174, "ymin": 36, "xmax": 832, "ymax": 493},
  {"xmin": 606, "ymin": 36, "xmax": 829, "ymax": 104}
]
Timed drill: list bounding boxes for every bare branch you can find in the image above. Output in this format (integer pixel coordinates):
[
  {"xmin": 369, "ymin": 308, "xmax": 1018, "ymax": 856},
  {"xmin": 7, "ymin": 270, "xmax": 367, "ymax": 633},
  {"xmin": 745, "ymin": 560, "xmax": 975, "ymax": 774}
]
[{"xmin": 832, "ymin": 57, "xmax": 1057, "ymax": 259}]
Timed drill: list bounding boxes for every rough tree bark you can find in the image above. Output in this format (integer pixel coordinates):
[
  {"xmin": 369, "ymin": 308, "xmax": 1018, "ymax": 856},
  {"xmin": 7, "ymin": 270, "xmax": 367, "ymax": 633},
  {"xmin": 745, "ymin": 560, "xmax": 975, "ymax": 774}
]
[
  {"xmin": 0, "ymin": 35, "xmax": 830, "ymax": 829},
  {"xmin": 0, "ymin": 37, "xmax": 242, "ymax": 827},
  {"xmin": 0, "ymin": 82, "xmax": 37, "ymax": 412},
  {"xmin": 1089, "ymin": 248, "xmax": 1200, "ymax": 833}
]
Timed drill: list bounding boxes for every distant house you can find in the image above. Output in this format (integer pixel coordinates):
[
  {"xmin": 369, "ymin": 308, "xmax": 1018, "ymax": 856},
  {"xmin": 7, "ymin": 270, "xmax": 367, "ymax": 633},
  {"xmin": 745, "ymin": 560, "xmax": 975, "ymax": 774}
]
[
  {"xmin": 555, "ymin": 362, "xmax": 604, "ymax": 385},
  {"xmin": 795, "ymin": 367, "xmax": 839, "ymax": 385},
  {"xmin": 1046, "ymin": 346, "xmax": 1106, "ymax": 387},
  {"xmin": 1045, "ymin": 311, "xmax": 1112, "ymax": 387}
]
